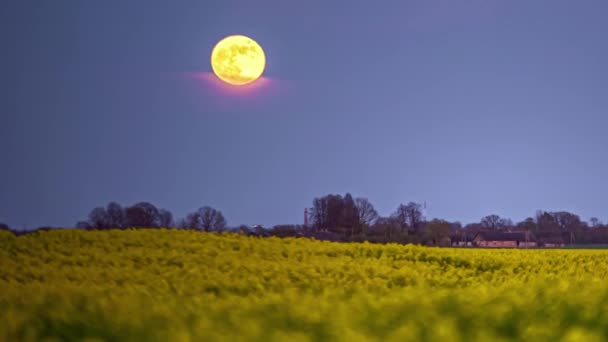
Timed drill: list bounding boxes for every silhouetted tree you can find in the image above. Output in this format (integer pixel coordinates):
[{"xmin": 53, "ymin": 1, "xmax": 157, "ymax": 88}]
[
  {"xmin": 480, "ymin": 214, "xmax": 512, "ymax": 230},
  {"xmin": 326, "ymin": 195, "xmax": 344, "ymax": 231},
  {"xmin": 199, "ymin": 207, "xmax": 226, "ymax": 232},
  {"xmin": 88, "ymin": 207, "xmax": 111, "ymax": 229},
  {"xmin": 182, "ymin": 206, "xmax": 227, "ymax": 232},
  {"xmin": 106, "ymin": 202, "xmax": 125, "ymax": 228},
  {"xmin": 310, "ymin": 198, "xmax": 327, "ymax": 231},
  {"xmin": 392, "ymin": 204, "xmax": 408, "ymax": 233},
  {"xmin": 340, "ymin": 193, "xmax": 360, "ymax": 236},
  {"xmin": 481, "ymin": 215, "xmax": 500, "ymax": 230},
  {"xmin": 158, "ymin": 209, "xmax": 174, "ymax": 227},
  {"xmin": 552, "ymin": 211, "xmax": 582, "ymax": 232},
  {"xmin": 125, "ymin": 202, "xmax": 160, "ymax": 228},
  {"xmin": 80, "ymin": 202, "xmax": 127, "ymax": 229},
  {"xmin": 552, "ymin": 211, "xmax": 583, "ymax": 244},
  {"xmin": 0, "ymin": 223, "xmax": 10, "ymax": 231},
  {"xmin": 356, "ymin": 198, "xmax": 378, "ymax": 229},
  {"xmin": 536, "ymin": 211, "xmax": 560, "ymax": 232},
  {"xmin": 392, "ymin": 202, "xmax": 423, "ymax": 234},
  {"xmin": 180, "ymin": 213, "xmax": 197, "ymax": 230},
  {"xmin": 590, "ymin": 217, "xmax": 602, "ymax": 228},
  {"xmin": 310, "ymin": 194, "xmax": 361, "ymax": 233}
]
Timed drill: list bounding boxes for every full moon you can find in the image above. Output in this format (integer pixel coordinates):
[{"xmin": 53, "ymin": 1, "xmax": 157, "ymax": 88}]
[{"xmin": 211, "ymin": 35, "xmax": 266, "ymax": 86}]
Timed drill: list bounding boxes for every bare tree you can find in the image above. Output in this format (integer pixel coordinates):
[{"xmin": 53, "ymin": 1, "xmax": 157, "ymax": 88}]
[
  {"xmin": 309, "ymin": 198, "xmax": 327, "ymax": 232},
  {"xmin": 405, "ymin": 202, "xmax": 424, "ymax": 231},
  {"xmin": 355, "ymin": 197, "xmax": 378, "ymax": 229},
  {"xmin": 391, "ymin": 204, "xmax": 408, "ymax": 233},
  {"xmin": 198, "ymin": 206, "xmax": 227, "ymax": 232},
  {"xmin": 481, "ymin": 215, "xmax": 500, "ymax": 230},
  {"xmin": 392, "ymin": 202, "xmax": 423, "ymax": 233}
]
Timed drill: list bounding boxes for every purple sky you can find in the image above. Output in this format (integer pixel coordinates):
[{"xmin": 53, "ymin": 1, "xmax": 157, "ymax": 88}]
[{"xmin": 2, "ymin": 0, "xmax": 608, "ymax": 229}]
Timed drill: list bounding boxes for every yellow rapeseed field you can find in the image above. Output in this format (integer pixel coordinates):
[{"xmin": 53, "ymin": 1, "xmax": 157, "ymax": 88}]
[{"xmin": 1, "ymin": 229, "xmax": 608, "ymax": 341}]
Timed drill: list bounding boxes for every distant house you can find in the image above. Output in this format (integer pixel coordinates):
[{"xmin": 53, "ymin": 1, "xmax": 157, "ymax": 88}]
[
  {"xmin": 450, "ymin": 234, "xmax": 474, "ymax": 247},
  {"xmin": 473, "ymin": 231, "xmax": 537, "ymax": 248}
]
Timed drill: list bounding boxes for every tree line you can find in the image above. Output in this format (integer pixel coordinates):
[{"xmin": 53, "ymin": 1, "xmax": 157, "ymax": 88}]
[
  {"xmin": 73, "ymin": 202, "xmax": 227, "ymax": 232},
  {"xmin": 1, "ymin": 194, "xmax": 608, "ymax": 244},
  {"xmin": 305, "ymin": 193, "xmax": 608, "ymax": 245}
]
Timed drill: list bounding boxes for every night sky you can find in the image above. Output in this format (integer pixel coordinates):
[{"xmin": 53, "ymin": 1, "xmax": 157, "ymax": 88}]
[{"xmin": 2, "ymin": 0, "xmax": 608, "ymax": 229}]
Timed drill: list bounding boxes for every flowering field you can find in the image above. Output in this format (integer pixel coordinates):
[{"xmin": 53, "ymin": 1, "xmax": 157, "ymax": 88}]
[{"xmin": 1, "ymin": 229, "xmax": 608, "ymax": 341}]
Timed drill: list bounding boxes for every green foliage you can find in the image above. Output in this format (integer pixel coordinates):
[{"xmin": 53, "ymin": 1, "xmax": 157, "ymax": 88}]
[{"xmin": 2, "ymin": 229, "xmax": 608, "ymax": 341}]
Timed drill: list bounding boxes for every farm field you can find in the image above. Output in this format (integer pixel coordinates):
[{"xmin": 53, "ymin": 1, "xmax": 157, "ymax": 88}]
[{"xmin": 2, "ymin": 229, "xmax": 608, "ymax": 341}]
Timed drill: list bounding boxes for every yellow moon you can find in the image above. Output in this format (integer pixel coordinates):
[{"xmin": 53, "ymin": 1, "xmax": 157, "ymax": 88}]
[{"xmin": 211, "ymin": 35, "xmax": 266, "ymax": 86}]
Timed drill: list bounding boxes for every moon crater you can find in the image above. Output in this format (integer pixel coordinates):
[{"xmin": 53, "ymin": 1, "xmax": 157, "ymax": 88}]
[{"xmin": 211, "ymin": 35, "xmax": 266, "ymax": 86}]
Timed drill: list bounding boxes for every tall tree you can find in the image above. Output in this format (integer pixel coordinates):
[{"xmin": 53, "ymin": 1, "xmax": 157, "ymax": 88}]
[
  {"xmin": 326, "ymin": 194, "xmax": 344, "ymax": 230},
  {"xmin": 392, "ymin": 202, "xmax": 423, "ymax": 233},
  {"xmin": 405, "ymin": 202, "xmax": 424, "ymax": 231},
  {"xmin": 310, "ymin": 197, "xmax": 328, "ymax": 231},
  {"xmin": 339, "ymin": 193, "xmax": 359, "ymax": 236},
  {"xmin": 355, "ymin": 197, "xmax": 378, "ymax": 231},
  {"xmin": 391, "ymin": 204, "xmax": 409, "ymax": 233},
  {"xmin": 310, "ymin": 194, "xmax": 351, "ymax": 233}
]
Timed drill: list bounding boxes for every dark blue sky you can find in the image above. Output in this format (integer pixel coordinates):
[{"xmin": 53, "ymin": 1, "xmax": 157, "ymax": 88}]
[{"xmin": 2, "ymin": 0, "xmax": 607, "ymax": 229}]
